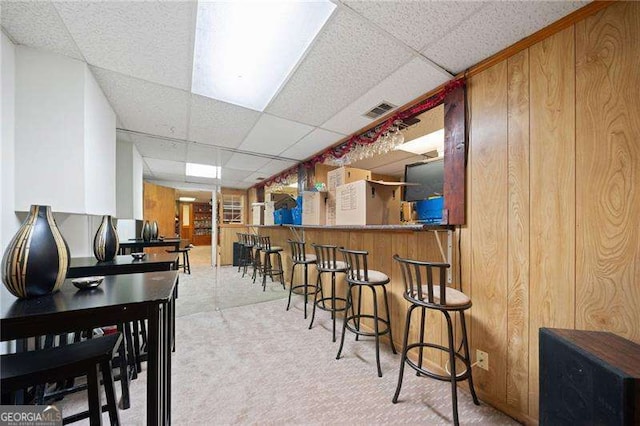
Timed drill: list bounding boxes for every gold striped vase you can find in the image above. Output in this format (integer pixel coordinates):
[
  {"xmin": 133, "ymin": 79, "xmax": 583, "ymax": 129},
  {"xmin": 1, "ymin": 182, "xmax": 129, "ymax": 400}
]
[
  {"xmin": 1, "ymin": 205, "xmax": 70, "ymax": 298},
  {"xmin": 93, "ymin": 215, "xmax": 119, "ymax": 262}
]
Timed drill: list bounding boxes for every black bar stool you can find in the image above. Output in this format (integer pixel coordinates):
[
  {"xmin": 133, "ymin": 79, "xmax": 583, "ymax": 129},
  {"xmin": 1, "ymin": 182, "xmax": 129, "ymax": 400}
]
[
  {"xmin": 236, "ymin": 233, "xmax": 245, "ymax": 273},
  {"xmin": 286, "ymin": 240, "xmax": 318, "ymax": 319},
  {"xmin": 240, "ymin": 234, "xmax": 255, "ymax": 278},
  {"xmin": 166, "ymin": 245, "xmax": 191, "ymax": 274},
  {"xmin": 309, "ymin": 244, "xmax": 349, "ymax": 342},
  {"xmin": 1, "ymin": 333, "xmax": 123, "ymax": 425},
  {"xmin": 336, "ymin": 248, "xmax": 396, "ymax": 377},
  {"xmin": 392, "ymin": 255, "xmax": 479, "ymax": 426},
  {"xmin": 251, "ymin": 234, "xmax": 263, "ymax": 284},
  {"xmin": 258, "ymin": 236, "xmax": 285, "ymax": 292}
]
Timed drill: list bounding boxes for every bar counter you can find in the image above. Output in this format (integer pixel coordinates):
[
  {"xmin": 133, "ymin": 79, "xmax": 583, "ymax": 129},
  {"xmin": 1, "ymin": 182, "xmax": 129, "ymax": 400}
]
[{"xmin": 244, "ymin": 223, "xmax": 460, "ymax": 375}]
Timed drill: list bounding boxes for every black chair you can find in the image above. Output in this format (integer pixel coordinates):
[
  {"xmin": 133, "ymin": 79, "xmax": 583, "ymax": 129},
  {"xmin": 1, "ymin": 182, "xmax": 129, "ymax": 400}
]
[
  {"xmin": 1, "ymin": 333, "xmax": 123, "ymax": 425},
  {"xmin": 251, "ymin": 234, "xmax": 263, "ymax": 284},
  {"xmin": 336, "ymin": 248, "xmax": 396, "ymax": 377},
  {"xmin": 240, "ymin": 234, "xmax": 255, "ymax": 278},
  {"xmin": 309, "ymin": 244, "xmax": 349, "ymax": 342},
  {"xmin": 257, "ymin": 236, "xmax": 285, "ymax": 292},
  {"xmin": 392, "ymin": 255, "xmax": 479, "ymax": 426},
  {"xmin": 286, "ymin": 240, "xmax": 317, "ymax": 319},
  {"xmin": 166, "ymin": 245, "xmax": 191, "ymax": 274}
]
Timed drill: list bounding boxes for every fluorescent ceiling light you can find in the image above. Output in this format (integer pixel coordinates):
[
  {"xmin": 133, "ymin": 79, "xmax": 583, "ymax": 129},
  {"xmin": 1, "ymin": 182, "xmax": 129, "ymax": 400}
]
[
  {"xmin": 185, "ymin": 163, "xmax": 221, "ymax": 179},
  {"xmin": 179, "ymin": 196, "xmax": 196, "ymax": 202},
  {"xmin": 192, "ymin": 0, "xmax": 336, "ymax": 111},
  {"xmin": 395, "ymin": 129, "xmax": 445, "ymax": 155}
]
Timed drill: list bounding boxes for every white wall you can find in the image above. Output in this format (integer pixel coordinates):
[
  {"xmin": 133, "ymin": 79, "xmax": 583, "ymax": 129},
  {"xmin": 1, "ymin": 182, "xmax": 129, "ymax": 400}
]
[
  {"xmin": 1, "ymin": 33, "xmax": 21, "ymax": 251},
  {"xmin": 14, "ymin": 47, "xmax": 86, "ymax": 213},
  {"xmin": 83, "ymin": 67, "xmax": 116, "ymax": 216},
  {"xmin": 116, "ymin": 140, "xmax": 143, "ymax": 220}
]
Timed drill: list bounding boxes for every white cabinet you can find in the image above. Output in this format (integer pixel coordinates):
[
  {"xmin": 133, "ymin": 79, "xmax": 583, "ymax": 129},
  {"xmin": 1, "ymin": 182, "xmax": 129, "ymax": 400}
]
[{"xmin": 14, "ymin": 47, "xmax": 116, "ymax": 215}]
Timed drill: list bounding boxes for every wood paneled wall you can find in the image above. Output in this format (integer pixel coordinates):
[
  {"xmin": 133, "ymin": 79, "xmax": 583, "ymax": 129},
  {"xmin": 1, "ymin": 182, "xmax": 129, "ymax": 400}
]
[
  {"xmin": 143, "ymin": 181, "xmax": 176, "ymax": 253},
  {"xmin": 465, "ymin": 2, "xmax": 640, "ymax": 422}
]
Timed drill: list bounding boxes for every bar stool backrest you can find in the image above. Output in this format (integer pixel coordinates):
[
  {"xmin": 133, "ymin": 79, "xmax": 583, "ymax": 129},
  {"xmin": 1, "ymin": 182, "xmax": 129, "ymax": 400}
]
[
  {"xmin": 393, "ymin": 254, "xmax": 450, "ymax": 306},
  {"xmin": 312, "ymin": 243, "xmax": 341, "ymax": 270},
  {"xmin": 248, "ymin": 234, "xmax": 258, "ymax": 248},
  {"xmin": 339, "ymin": 248, "xmax": 369, "ymax": 282},
  {"xmin": 236, "ymin": 233, "xmax": 243, "ymax": 243},
  {"xmin": 258, "ymin": 235, "xmax": 272, "ymax": 251},
  {"xmin": 288, "ymin": 240, "xmax": 308, "ymax": 262}
]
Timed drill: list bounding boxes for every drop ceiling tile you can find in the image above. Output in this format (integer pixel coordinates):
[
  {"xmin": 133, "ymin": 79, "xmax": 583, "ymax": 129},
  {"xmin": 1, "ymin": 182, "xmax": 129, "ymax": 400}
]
[
  {"xmin": 244, "ymin": 172, "xmax": 268, "ymax": 184},
  {"xmin": 344, "ymin": 1, "xmax": 485, "ymax": 51},
  {"xmin": 91, "ymin": 67, "xmax": 189, "ymax": 139},
  {"xmin": 322, "ymin": 57, "xmax": 450, "ymax": 135},
  {"xmin": 144, "ymin": 158, "xmax": 185, "ymax": 176},
  {"xmin": 422, "ymin": 1, "xmax": 586, "ymax": 74},
  {"xmin": 153, "ymin": 173, "xmax": 186, "ymax": 186},
  {"xmin": 258, "ymin": 159, "xmax": 298, "ymax": 177},
  {"xmin": 266, "ymin": 7, "xmax": 413, "ymax": 126},
  {"xmin": 188, "ymin": 95, "xmax": 261, "ymax": 148},
  {"xmin": 185, "ymin": 176, "xmax": 219, "ymax": 185},
  {"xmin": 54, "ymin": 1, "xmax": 196, "ymax": 90},
  {"xmin": 222, "ymin": 180, "xmax": 253, "ymax": 190},
  {"xmin": 237, "ymin": 114, "xmax": 313, "ymax": 156},
  {"xmin": 279, "ymin": 128, "xmax": 344, "ymax": 161},
  {"xmin": 131, "ymin": 134, "xmax": 187, "ymax": 162},
  {"xmin": 224, "ymin": 153, "xmax": 271, "ymax": 172},
  {"xmin": 220, "ymin": 168, "xmax": 253, "ymax": 182},
  {"xmin": 0, "ymin": 1, "xmax": 83, "ymax": 60},
  {"xmin": 185, "ymin": 143, "xmax": 223, "ymax": 166}
]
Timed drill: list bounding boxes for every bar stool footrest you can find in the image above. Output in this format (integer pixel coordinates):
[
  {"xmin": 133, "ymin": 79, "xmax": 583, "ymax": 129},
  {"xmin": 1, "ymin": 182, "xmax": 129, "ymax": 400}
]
[
  {"xmin": 344, "ymin": 314, "xmax": 392, "ymax": 337},
  {"xmin": 404, "ymin": 342, "xmax": 470, "ymax": 382},
  {"xmin": 315, "ymin": 296, "xmax": 348, "ymax": 312},
  {"xmin": 290, "ymin": 284, "xmax": 318, "ymax": 296}
]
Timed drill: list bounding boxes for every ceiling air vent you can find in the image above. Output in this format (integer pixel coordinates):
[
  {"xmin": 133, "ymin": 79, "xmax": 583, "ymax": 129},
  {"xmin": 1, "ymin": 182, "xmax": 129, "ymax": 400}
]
[
  {"xmin": 256, "ymin": 177, "xmax": 265, "ymax": 181},
  {"xmin": 364, "ymin": 101, "xmax": 396, "ymax": 119}
]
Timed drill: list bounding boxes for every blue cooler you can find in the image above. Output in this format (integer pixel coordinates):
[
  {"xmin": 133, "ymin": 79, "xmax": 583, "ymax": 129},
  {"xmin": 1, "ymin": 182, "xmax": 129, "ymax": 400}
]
[
  {"xmin": 415, "ymin": 196, "xmax": 444, "ymax": 224},
  {"xmin": 274, "ymin": 208, "xmax": 293, "ymax": 225}
]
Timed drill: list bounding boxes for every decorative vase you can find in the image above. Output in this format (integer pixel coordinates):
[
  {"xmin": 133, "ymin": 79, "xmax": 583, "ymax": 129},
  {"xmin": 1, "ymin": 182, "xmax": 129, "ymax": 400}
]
[
  {"xmin": 1, "ymin": 205, "xmax": 70, "ymax": 298},
  {"xmin": 150, "ymin": 221, "xmax": 159, "ymax": 240},
  {"xmin": 93, "ymin": 215, "xmax": 119, "ymax": 262},
  {"xmin": 141, "ymin": 220, "xmax": 151, "ymax": 242}
]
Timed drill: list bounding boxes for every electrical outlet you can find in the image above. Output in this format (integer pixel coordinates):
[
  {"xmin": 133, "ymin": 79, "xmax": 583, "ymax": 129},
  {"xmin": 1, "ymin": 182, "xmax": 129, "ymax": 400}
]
[{"xmin": 476, "ymin": 350, "xmax": 489, "ymax": 370}]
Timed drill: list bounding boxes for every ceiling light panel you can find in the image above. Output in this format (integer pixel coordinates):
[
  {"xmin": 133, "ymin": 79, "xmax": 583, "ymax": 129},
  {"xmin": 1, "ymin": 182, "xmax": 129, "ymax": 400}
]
[
  {"xmin": 185, "ymin": 163, "xmax": 221, "ymax": 179},
  {"xmin": 91, "ymin": 67, "xmax": 190, "ymax": 139},
  {"xmin": 395, "ymin": 129, "xmax": 444, "ymax": 155},
  {"xmin": 266, "ymin": 8, "xmax": 413, "ymax": 126},
  {"xmin": 188, "ymin": 94, "xmax": 261, "ymax": 148},
  {"xmin": 55, "ymin": 1, "xmax": 196, "ymax": 90},
  {"xmin": 192, "ymin": 0, "xmax": 336, "ymax": 111},
  {"xmin": 1, "ymin": 2, "xmax": 83, "ymax": 60},
  {"xmin": 237, "ymin": 114, "xmax": 314, "ymax": 156}
]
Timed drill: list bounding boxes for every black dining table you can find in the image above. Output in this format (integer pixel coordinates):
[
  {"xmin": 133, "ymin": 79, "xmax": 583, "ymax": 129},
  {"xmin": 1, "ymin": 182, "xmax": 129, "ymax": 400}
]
[
  {"xmin": 118, "ymin": 238, "xmax": 187, "ymax": 255},
  {"xmin": 67, "ymin": 253, "xmax": 179, "ymax": 278},
  {"xmin": 0, "ymin": 271, "xmax": 178, "ymax": 425}
]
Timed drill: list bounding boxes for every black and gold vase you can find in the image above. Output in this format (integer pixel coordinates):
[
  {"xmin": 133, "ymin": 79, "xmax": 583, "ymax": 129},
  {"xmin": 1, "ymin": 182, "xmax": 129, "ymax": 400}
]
[
  {"xmin": 93, "ymin": 215, "xmax": 119, "ymax": 262},
  {"xmin": 141, "ymin": 220, "xmax": 151, "ymax": 242},
  {"xmin": 1, "ymin": 205, "xmax": 70, "ymax": 298},
  {"xmin": 150, "ymin": 221, "xmax": 159, "ymax": 240}
]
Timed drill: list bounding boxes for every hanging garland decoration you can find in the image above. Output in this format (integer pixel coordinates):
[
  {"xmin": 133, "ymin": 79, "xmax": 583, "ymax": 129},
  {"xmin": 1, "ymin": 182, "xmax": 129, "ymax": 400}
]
[{"xmin": 260, "ymin": 77, "xmax": 465, "ymax": 188}]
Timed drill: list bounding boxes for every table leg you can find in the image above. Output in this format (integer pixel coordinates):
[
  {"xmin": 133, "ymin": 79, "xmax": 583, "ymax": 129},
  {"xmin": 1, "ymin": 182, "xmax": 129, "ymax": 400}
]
[{"xmin": 147, "ymin": 305, "xmax": 161, "ymax": 425}]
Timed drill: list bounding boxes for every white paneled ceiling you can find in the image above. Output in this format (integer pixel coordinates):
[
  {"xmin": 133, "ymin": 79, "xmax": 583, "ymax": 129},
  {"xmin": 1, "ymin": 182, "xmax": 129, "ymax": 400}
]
[
  {"xmin": 265, "ymin": 7, "xmax": 414, "ymax": 126},
  {"xmin": 2, "ymin": 0, "xmax": 590, "ymax": 189},
  {"xmin": 280, "ymin": 128, "xmax": 345, "ymax": 161},
  {"xmin": 237, "ymin": 114, "xmax": 314, "ymax": 156},
  {"xmin": 322, "ymin": 57, "xmax": 450, "ymax": 135},
  {"xmin": 54, "ymin": 1, "xmax": 197, "ymax": 90}
]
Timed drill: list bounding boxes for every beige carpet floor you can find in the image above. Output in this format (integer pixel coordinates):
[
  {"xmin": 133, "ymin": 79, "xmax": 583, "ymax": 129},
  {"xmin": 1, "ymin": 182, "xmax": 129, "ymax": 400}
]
[{"xmin": 55, "ymin": 246, "xmax": 519, "ymax": 425}]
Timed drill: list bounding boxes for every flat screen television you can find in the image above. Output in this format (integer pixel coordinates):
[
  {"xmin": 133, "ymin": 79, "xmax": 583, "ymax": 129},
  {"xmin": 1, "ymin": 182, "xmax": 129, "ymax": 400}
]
[{"xmin": 404, "ymin": 158, "xmax": 444, "ymax": 202}]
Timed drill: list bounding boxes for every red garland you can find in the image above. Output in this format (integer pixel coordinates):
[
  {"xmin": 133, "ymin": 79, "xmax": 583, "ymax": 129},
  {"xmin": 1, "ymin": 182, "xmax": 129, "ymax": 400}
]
[{"xmin": 260, "ymin": 78, "xmax": 464, "ymax": 188}]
